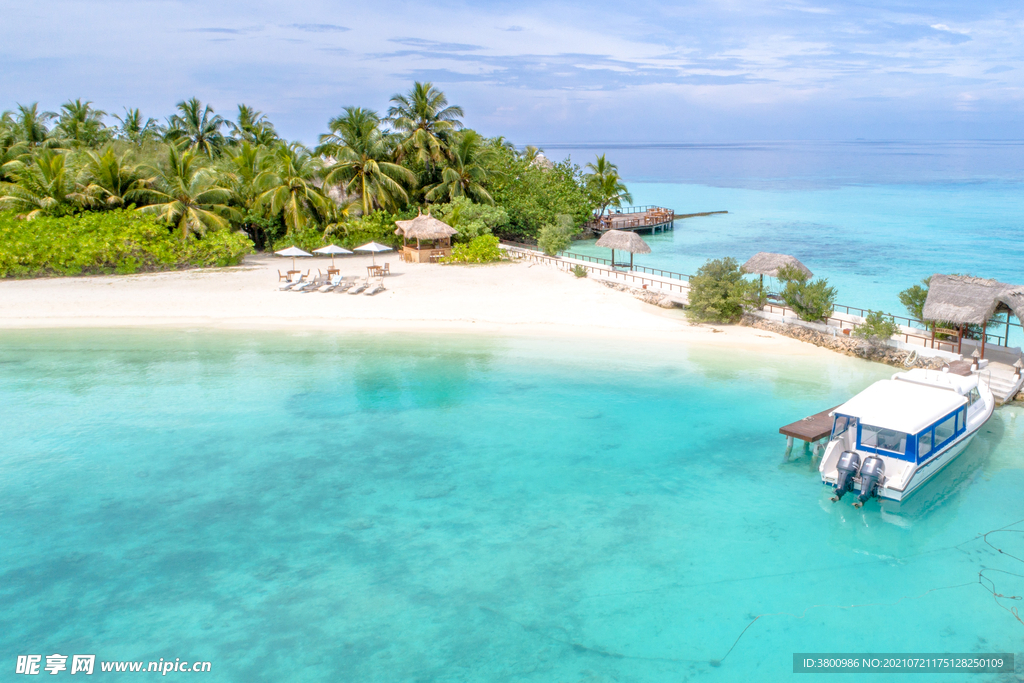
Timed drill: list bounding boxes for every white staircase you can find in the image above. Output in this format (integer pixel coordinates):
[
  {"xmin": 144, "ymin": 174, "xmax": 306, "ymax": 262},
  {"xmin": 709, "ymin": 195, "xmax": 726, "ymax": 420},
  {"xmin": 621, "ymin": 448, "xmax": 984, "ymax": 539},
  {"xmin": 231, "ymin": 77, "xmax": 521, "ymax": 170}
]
[{"xmin": 984, "ymin": 362, "xmax": 1024, "ymax": 405}]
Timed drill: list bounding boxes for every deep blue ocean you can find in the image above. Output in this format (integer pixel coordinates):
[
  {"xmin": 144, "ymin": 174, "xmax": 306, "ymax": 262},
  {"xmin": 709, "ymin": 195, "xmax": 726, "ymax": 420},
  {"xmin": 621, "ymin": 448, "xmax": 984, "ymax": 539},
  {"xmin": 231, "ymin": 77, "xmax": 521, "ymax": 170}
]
[
  {"xmin": 549, "ymin": 141, "xmax": 1024, "ymax": 325},
  {"xmin": 2, "ymin": 330, "xmax": 1023, "ymax": 682}
]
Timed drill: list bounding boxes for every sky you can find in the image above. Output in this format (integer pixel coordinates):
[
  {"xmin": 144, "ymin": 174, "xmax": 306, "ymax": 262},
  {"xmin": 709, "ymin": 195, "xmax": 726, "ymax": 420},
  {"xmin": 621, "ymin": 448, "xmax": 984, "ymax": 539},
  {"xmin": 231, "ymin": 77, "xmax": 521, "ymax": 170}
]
[{"xmin": 1, "ymin": 0, "xmax": 1022, "ymax": 145}]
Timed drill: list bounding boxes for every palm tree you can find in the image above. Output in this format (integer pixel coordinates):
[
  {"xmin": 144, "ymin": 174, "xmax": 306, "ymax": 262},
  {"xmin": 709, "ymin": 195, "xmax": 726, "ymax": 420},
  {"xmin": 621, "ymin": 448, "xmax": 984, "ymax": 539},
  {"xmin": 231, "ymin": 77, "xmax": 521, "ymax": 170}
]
[
  {"xmin": 139, "ymin": 146, "xmax": 239, "ymax": 238},
  {"xmin": 255, "ymin": 143, "xmax": 332, "ymax": 234},
  {"xmin": 320, "ymin": 107, "xmax": 414, "ymax": 215},
  {"xmin": 228, "ymin": 105, "xmax": 278, "ymax": 146},
  {"xmin": 424, "ymin": 130, "xmax": 495, "ymax": 205},
  {"xmin": 0, "ymin": 116, "xmax": 30, "ymax": 182},
  {"xmin": 224, "ymin": 141, "xmax": 268, "ymax": 212},
  {"xmin": 80, "ymin": 147, "xmax": 148, "ymax": 208},
  {"xmin": 586, "ymin": 154, "xmax": 632, "ymax": 218},
  {"xmin": 55, "ymin": 99, "xmax": 109, "ymax": 147},
  {"xmin": 12, "ymin": 103, "xmax": 56, "ymax": 147},
  {"xmin": 113, "ymin": 108, "xmax": 160, "ymax": 145},
  {"xmin": 166, "ymin": 98, "xmax": 227, "ymax": 157},
  {"xmin": 386, "ymin": 82, "xmax": 463, "ymax": 166},
  {"xmin": 0, "ymin": 149, "xmax": 85, "ymax": 218}
]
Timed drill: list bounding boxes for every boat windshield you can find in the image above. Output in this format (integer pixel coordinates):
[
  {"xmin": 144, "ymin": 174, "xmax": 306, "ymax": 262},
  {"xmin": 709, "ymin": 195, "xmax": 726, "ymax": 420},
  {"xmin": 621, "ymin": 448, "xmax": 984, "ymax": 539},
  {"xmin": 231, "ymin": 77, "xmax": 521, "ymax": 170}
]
[
  {"xmin": 831, "ymin": 415, "xmax": 857, "ymax": 441},
  {"xmin": 859, "ymin": 424, "xmax": 908, "ymax": 456}
]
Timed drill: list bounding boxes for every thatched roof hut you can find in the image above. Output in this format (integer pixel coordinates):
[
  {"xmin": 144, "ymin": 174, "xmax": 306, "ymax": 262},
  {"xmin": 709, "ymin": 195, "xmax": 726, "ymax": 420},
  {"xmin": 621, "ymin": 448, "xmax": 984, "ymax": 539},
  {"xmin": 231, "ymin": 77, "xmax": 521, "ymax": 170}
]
[
  {"xmin": 595, "ymin": 229, "xmax": 652, "ymax": 254},
  {"xmin": 595, "ymin": 229, "xmax": 650, "ymax": 269},
  {"xmin": 922, "ymin": 275, "xmax": 1024, "ymax": 325},
  {"xmin": 394, "ymin": 213, "xmax": 458, "ymax": 242},
  {"xmin": 529, "ymin": 152, "xmax": 554, "ymax": 171},
  {"xmin": 741, "ymin": 252, "xmax": 813, "ymax": 279}
]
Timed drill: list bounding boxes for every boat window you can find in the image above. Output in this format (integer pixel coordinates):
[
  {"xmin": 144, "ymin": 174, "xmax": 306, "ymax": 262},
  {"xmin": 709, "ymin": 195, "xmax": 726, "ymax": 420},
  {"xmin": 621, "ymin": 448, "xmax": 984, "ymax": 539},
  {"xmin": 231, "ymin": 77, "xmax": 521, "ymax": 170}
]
[
  {"xmin": 918, "ymin": 429, "xmax": 933, "ymax": 460},
  {"xmin": 968, "ymin": 388, "xmax": 980, "ymax": 406},
  {"xmin": 934, "ymin": 414, "xmax": 957, "ymax": 447},
  {"xmin": 860, "ymin": 424, "xmax": 907, "ymax": 455},
  {"xmin": 831, "ymin": 415, "xmax": 855, "ymax": 440}
]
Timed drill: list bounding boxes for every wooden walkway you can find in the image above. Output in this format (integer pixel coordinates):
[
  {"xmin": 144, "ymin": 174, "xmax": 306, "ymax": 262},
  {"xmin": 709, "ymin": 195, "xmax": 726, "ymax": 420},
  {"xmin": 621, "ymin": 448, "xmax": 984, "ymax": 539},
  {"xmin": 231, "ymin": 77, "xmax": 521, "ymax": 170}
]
[{"xmin": 780, "ymin": 405, "xmax": 840, "ymax": 444}]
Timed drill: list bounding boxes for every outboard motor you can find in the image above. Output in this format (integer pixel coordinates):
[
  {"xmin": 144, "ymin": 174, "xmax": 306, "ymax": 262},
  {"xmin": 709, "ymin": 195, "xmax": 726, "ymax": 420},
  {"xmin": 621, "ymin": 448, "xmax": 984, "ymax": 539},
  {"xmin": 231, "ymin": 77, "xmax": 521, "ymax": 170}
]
[
  {"xmin": 831, "ymin": 451, "xmax": 861, "ymax": 502},
  {"xmin": 854, "ymin": 456, "xmax": 885, "ymax": 507}
]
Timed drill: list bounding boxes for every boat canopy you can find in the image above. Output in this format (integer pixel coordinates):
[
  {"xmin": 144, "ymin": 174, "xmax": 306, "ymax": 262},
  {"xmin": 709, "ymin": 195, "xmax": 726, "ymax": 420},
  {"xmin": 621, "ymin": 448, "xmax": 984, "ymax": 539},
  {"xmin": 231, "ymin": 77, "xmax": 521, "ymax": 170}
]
[{"xmin": 831, "ymin": 378, "xmax": 967, "ymax": 435}]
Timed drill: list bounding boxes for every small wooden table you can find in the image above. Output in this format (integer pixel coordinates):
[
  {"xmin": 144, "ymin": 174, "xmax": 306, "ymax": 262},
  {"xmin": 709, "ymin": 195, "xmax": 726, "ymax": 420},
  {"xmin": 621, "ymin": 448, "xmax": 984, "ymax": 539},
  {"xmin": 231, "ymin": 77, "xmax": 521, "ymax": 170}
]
[
  {"xmin": 327, "ymin": 267, "xmax": 340, "ymax": 276},
  {"xmin": 367, "ymin": 265, "xmax": 383, "ymax": 277},
  {"xmin": 287, "ymin": 270, "xmax": 301, "ymax": 281}
]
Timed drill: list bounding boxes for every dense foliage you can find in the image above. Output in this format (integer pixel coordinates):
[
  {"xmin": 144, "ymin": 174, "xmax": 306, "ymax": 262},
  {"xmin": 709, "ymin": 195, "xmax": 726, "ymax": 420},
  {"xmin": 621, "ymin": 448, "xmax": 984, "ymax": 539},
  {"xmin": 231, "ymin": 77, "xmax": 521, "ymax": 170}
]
[
  {"xmin": 537, "ymin": 215, "xmax": 574, "ymax": 256},
  {"xmin": 898, "ymin": 279, "xmax": 929, "ymax": 321},
  {"xmin": 686, "ymin": 257, "xmax": 754, "ymax": 323},
  {"xmin": 442, "ymin": 235, "xmax": 504, "ymax": 264},
  {"xmin": 855, "ymin": 310, "xmax": 900, "ymax": 343},
  {"xmin": 1, "ymin": 85, "xmax": 624, "ymax": 276},
  {"xmin": 0, "ymin": 209, "xmax": 252, "ymax": 277},
  {"xmin": 778, "ymin": 264, "xmax": 837, "ymax": 322}
]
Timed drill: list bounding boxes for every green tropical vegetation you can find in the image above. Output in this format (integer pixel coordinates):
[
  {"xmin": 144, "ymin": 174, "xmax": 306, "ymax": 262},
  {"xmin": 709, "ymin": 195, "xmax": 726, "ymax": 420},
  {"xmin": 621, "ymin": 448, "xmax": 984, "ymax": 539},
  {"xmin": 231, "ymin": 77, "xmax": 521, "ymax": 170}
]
[
  {"xmin": 0, "ymin": 209, "xmax": 251, "ymax": 277},
  {"xmin": 778, "ymin": 264, "xmax": 838, "ymax": 322},
  {"xmin": 686, "ymin": 257, "xmax": 759, "ymax": 323},
  {"xmin": 1, "ymin": 83, "xmax": 624, "ymax": 276},
  {"xmin": 442, "ymin": 235, "xmax": 504, "ymax": 264},
  {"xmin": 855, "ymin": 310, "xmax": 900, "ymax": 342}
]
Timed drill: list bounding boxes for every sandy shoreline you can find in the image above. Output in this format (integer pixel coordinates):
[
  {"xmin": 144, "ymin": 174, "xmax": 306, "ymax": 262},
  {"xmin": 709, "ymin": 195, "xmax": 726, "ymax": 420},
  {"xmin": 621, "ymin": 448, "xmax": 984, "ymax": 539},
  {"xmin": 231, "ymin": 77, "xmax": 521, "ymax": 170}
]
[{"xmin": 0, "ymin": 253, "xmax": 839, "ymax": 359}]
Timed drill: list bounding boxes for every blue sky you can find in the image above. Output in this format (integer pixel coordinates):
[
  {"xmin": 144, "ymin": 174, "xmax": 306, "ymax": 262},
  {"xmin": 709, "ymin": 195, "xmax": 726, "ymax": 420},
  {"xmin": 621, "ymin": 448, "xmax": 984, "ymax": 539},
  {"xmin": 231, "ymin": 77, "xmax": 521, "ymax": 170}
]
[{"xmin": 1, "ymin": 0, "xmax": 1022, "ymax": 145}]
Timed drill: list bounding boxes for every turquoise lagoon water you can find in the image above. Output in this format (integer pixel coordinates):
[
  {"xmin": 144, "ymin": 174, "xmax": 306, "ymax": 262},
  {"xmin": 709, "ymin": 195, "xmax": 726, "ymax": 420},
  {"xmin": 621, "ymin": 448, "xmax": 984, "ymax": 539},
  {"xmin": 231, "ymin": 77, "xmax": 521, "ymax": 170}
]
[
  {"xmin": 552, "ymin": 142, "xmax": 1024, "ymax": 338},
  {"xmin": 2, "ymin": 329, "xmax": 1024, "ymax": 681}
]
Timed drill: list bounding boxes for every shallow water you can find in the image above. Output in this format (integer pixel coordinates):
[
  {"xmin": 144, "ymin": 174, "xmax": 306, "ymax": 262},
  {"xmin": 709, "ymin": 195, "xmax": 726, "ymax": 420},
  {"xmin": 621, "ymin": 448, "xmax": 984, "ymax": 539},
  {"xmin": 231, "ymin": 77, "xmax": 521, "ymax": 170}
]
[{"xmin": 1, "ymin": 330, "xmax": 1023, "ymax": 681}]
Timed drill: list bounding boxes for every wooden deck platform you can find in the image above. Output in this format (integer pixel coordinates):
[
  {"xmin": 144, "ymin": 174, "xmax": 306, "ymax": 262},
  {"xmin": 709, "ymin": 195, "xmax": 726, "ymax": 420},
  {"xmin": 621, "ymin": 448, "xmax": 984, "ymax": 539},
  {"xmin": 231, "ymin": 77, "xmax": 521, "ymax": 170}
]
[
  {"xmin": 586, "ymin": 205, "xmax": 675, "ymax": 235},
  {"xmin": 780, "ymin": 405, "xmax": 840, "ymax": 443}
]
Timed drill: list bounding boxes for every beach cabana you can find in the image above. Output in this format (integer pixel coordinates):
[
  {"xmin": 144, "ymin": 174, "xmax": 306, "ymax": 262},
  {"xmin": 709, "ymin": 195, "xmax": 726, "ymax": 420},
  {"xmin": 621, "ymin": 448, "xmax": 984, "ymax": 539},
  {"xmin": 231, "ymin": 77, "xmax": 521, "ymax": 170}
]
[
  {"xmin": 394, "ymin": 213, "xmax": 458, "ymax": 263},
  {"xmin": 921, "ymin": 274, "xmax": 1024, "ymax": 358},
  {"xmin": 595, "ymin": 229, "xmax": 651, "ymax": 269}
]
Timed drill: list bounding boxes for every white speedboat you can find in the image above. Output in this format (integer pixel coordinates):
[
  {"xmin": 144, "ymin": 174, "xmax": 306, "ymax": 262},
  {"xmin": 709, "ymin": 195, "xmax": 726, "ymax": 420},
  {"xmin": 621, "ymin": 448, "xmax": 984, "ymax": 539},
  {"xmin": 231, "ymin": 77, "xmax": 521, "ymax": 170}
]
[{"xmin": 819, "ymin": 368, "xmax": 994, "ymax": 505}]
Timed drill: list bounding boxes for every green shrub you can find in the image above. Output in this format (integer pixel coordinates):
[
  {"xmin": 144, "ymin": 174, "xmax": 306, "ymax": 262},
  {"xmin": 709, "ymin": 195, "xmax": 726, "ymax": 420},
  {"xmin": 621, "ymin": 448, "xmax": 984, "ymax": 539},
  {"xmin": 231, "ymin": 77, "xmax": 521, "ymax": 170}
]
[
  {"xmin": 686, "ymin": 257, "xmax": 750, "ymax": 323},
  {"xmin": 855, "ymin": 310, "xmax": 899, "ymax": 343},
  {"xmin": 432, "ymin": 197, "xmax": 509, "ymax": 242},
  {"xmin": 0, "ymin": 209, "xmax": 253, "ymax": 277},
  {"xmin": 571, "ymin": 264, "xmax": 588, "ymax": 278},
  {"xmin": 443, "ymin": 235, "xmax": 503, "ymax": 264},
  {"xmin": 537, "ymin": 214, "xmax": 574, "ymax": 256},
  {"xmin": 778, "ymin": 264, "xmax": 837, "ymax": 322}
]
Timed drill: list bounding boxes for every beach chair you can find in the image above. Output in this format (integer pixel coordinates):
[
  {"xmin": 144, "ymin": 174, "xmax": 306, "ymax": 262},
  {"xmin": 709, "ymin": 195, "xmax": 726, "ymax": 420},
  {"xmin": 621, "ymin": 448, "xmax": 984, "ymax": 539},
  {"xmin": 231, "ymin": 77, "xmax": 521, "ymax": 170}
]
[
  {"xmin": 318, "ymin": 274, "xmax": 343, "ymax": 293},
  {"xmin": 348, "ymin": 279, "xmax": 368, "ymax": 294},
  {"xmin": 278, "ymin": 270, "xmax": 290, "ymax": 282},
  {"xmin": 279, "ymin": 274, "xmax": 305, "ymax": 291},
  {"xmin": 293, "ymin": 275, "xmax": 324, "ymax": 292},
  {"xmin": 381, "ymin": 263, "xmax": 391, "ymax": 276},
  {"xmin": 364, "ymin": 278, "xmax": 386, "ymax": 296}
]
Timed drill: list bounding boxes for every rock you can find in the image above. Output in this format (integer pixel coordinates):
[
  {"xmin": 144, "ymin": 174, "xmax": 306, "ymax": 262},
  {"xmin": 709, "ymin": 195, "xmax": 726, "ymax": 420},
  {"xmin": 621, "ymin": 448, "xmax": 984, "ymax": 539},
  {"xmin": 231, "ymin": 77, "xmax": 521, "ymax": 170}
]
[{"xmin": 739, "ymin": 313, "xmax": 946, "ymax": 371}]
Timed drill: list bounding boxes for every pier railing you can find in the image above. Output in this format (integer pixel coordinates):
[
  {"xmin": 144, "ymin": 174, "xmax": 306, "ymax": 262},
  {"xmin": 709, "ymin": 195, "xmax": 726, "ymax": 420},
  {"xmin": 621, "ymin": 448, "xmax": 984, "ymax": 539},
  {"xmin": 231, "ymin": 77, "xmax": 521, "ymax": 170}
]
[{"xmin": 501, "ymin": 244, "xmax": 689, "ymax": 294}]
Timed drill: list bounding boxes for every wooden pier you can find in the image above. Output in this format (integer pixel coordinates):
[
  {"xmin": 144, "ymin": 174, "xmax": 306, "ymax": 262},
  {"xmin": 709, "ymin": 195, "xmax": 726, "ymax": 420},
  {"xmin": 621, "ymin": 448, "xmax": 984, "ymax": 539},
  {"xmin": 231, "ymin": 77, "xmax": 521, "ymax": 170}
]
[
  {"xmin": 780, "ymin": 405, "xmax": 839, "ymax": 459},
  {"xmin": 586, "ymin": 205, "xmax": 675, "ymax": 235}
]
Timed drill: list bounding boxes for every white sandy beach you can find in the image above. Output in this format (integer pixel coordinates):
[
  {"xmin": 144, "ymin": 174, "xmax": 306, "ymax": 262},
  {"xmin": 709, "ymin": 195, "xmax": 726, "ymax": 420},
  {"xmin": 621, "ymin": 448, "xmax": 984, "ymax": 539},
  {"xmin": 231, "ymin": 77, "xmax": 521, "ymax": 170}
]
[{"xmin": 0, "ymin": 253, "xmax": 837, "ymax": 358}]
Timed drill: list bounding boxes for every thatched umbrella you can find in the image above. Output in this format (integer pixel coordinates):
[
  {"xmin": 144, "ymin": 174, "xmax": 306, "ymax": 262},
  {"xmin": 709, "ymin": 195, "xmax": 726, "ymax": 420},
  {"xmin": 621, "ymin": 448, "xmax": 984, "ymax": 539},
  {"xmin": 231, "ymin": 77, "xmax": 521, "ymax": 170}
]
[
  {"xmin": 922, "ymin": 274, "xmax": 1024, "ymax": 358},
  {"xmin": 741, "ymin": 252, "xmax": 814, "ymax": 294},
  {"xmin": 595, "ymin": 229, "xmax": 651, "ymax": 269}
]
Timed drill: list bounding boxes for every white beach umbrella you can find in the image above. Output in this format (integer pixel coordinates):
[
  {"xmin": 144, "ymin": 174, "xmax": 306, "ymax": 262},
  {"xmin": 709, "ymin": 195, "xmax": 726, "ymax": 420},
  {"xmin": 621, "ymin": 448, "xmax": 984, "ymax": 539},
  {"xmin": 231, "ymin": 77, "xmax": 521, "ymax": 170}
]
[
  {"xmin": 353, "ymin": 241, "xmax": 393, "ymax": 267},
  {"xmin": 313, "ymin": 244, "xmax": 354, "ymax": 268},
  {"xmin": 274, "ymin": 246, "xmax": 313, "ymax": 271}
]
